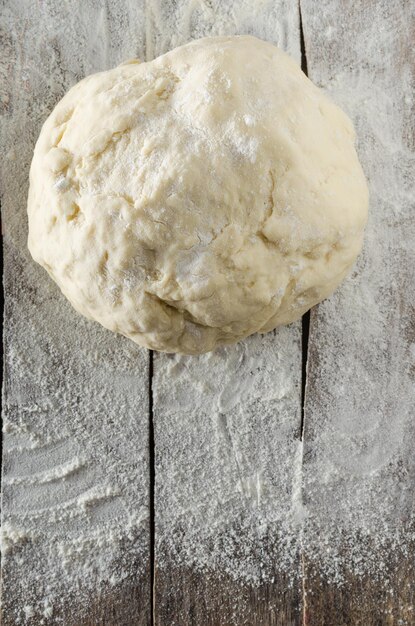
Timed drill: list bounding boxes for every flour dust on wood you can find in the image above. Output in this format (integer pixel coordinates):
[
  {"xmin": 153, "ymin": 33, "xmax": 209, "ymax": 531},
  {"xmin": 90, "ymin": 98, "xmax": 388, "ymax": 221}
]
[
  {"xmin": 301, "ymin": 0, "xmax": 415, "ymax": 586},
  {"xmin": 150, "ymin": 0, "xmax": 305, "ymax": 602},
  {"xmin": 152, "ymin": 0, "xmax": 415, "ymax": 600},
  {"xmin": 2, "ymin": 0, "xmax": 415, "ymax": 623},
  {"xmin": 154, "ymin": 331, "xmax": 303, "ymax": 584},
  {"xmin": 1, "ymin": 1, "xmax": 150, "ymax": 624}
]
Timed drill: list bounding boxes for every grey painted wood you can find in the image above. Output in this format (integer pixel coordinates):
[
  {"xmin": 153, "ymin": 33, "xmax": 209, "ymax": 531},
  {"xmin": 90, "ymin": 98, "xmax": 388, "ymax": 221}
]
[
  {"xmin": 149, "ymin": 2, "xmax": 304, "ymax": 624},
  {"xmin": 301, "ymin": 0, "xmax": 415, "ymax": 623},
  {"xmin": 1, "ymin": 2, "xmax": 151, "ymax": 624}
]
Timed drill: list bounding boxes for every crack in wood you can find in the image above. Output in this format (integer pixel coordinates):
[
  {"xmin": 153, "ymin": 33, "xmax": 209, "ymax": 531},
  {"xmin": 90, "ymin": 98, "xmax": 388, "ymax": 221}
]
[
  {"xmin": 148, "ymin": 349, "xmax": 155, "ymax": 625},
  {"xmin": 300, "ymin": 310, "xmax": 310, "ymax": 442},
  {"xmin": 299, "ymin": 2, "xmax": 308, "ymax": 76},
  {"xmin": 299, "ymin": 0, "xmax": 310, "ymax": 446},
  {"xmin": 1, "ymin": 196, "xmax": 3, "ymax": 506}
]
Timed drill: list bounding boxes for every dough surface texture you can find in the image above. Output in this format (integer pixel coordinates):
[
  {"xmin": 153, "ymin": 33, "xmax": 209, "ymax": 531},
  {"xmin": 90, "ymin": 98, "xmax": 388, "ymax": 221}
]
[{"xmin": 28, "ymin": 36, "xmax": 368, "ymax": 354}]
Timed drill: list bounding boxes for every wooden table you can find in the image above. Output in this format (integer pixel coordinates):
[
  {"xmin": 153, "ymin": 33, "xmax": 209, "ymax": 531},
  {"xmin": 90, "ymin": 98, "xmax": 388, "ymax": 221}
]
[{"xmin": 1, "ymin": 1, "xmax": 414, "ymax": 624}]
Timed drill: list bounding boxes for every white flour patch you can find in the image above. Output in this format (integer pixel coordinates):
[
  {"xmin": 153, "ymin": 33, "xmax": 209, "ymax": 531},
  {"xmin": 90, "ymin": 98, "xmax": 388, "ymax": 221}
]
[
  {"xmin": 153, "ymin": 330, "xmax": 303, "ymax": 583},
  {"xmin": 225, "ymin": 118, "xmax": 260, "ymax": 163}
]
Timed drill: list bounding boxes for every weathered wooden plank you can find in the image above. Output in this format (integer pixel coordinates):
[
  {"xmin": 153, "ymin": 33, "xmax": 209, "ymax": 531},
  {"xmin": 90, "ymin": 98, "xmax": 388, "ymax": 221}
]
[
  {"xmin": 300, "ymin": 1, "xmax": 415, "ymax": 623},
  {"xmin": 150, "ymin": 2, "xmax": 304, "ymax": 624},
  {"xmin": 153, "ymin": 334, "xmax": 304, "ymax": 626},
  {"xmin": 0, "ymin": 2, "xmax": 151, "ymax": 624}
]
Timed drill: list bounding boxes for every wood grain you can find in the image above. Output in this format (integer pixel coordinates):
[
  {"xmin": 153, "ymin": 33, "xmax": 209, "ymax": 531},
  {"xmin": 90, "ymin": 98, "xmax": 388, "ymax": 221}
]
[
  {"xmin": 153, "ymin": 332, "xmax": 304, "ymax": 626},
  {"xmin": 300, "ymin": 0, "xmax": 415, "ymax": 624},
  {"xmin": 155, "ymin": 564, "xmax": 301, "ymax": 626},
  {"xmin": 150, "ymin": 2, "xmax": 304, "ymax": 624},
  {"xmin": 0, "ymin": 2, "xmax": 151, "ymax": 624}
]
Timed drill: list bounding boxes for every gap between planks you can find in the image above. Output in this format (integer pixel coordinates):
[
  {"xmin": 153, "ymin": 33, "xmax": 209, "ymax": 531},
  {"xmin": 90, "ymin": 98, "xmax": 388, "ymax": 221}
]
[
  {"xmin": 148, "ymin": 349, "xmax": 155, "ymax": 625},
  {"xmin": 1, "ymin": 198, "xmax": 3, "ymax": 481},
  {"xmin": 299, "ymin": 0, "xmax": 311, "ymax": 443}
]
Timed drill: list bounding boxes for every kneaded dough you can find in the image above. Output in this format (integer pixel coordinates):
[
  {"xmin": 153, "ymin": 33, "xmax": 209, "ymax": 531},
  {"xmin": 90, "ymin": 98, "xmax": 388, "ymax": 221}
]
[{"xmin": 28, "ymin": 36, "xmax": 368, "ymax": 355}]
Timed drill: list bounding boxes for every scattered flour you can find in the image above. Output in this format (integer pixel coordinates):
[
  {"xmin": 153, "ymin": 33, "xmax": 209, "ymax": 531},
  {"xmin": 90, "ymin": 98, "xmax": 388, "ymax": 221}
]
[
  {"xmin": 1, "ymin": 0, "xmax": 414, "ymax": 623},
  {"xmin": 297, "ymin": 0, "xmax": 415, "ymax": 587},
  {"xmin": 154, "ymin": 330, "xmax": 303, "ymax": 583},
  {"xmin": 1, "ymin": 3, "xmax": 150, "ymax": 623},
  {"xmin": 151, "ymin": 0, "xmax": 415, "ymax": 605}
]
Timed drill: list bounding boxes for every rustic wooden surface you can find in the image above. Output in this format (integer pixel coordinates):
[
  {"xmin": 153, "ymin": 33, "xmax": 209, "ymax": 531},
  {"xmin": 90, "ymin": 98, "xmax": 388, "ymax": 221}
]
[
  {"xmin": 153, "ymin": 330, "xmax": 303, "ymax": 626},
  {"xmin": 149, "ymin": 4, "xmax": 303, "ymax": 625},
  {"xmin": 1, "ymin": 0, "xmax": 414, "ymax": 624},
  {"xmin": 301, "ymin": 0, "xmax": 415, "ymax": 625},
  {"xmin": 0, "ymin": 2, "xmax": 151, "ymax": 625},
  {"xmin": 154, "ymin": 565, "xmax": 301, "ymax": 626}
]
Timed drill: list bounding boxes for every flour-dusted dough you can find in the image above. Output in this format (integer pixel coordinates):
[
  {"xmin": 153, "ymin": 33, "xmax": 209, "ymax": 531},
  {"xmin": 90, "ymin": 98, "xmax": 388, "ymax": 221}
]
[{"xmin": 28, "ymin": 36, "xmax": 368, "ymax": 354}]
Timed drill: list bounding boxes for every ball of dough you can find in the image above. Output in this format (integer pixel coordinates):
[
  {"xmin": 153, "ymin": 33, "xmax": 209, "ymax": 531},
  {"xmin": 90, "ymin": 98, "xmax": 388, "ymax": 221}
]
[{"xmin": 28, "ymin": 36, "xmax": 368, "ymax": 355}]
